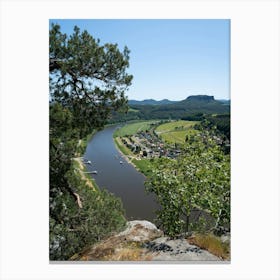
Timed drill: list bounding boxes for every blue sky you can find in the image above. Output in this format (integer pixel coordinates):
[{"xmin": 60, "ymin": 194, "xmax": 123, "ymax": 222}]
[{"xmin": 50, "ymin": 19, "xmax": 230, "ymax": 101}]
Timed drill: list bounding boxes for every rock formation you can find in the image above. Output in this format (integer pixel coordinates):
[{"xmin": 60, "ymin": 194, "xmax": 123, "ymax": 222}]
[{"xmin": 70, "ymin": 220, "xmax": 227, "ymax": 262}]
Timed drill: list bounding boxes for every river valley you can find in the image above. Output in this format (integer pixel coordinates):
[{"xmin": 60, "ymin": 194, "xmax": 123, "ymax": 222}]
[{"xmin": 84, "ymin": 125, "xmax": 158, "ymax": 221}]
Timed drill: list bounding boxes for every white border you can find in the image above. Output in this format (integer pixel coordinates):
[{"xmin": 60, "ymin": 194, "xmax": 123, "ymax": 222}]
[{"xmin": 1, "ymin": 0, "xmax": 279, "ymax": 279}]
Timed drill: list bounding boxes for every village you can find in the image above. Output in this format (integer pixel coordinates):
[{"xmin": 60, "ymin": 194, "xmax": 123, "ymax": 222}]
[
  {"xmin": 117, "ymin": 120, "xmax": 230, "ymax": 161},
  {"xmin": 119, "ymin": 126, "xmax": 182, "ymax": 160}
]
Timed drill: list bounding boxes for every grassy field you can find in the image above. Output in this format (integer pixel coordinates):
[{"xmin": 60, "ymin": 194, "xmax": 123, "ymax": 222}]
[
  {"xmin": 160, "ymin": 130, "xmax": 188, "ymax": 144},
  {"xmin": 132, "ymin": 158, "xmax": 153, "ymax": 176},
  {"xmin": 155, "ymin": 120, "xmax": 198, "ymax": 144},
  {"xmin": 114, "ymin": 121, "xmax": 158, "ymax": 137},
  {"xmin": 155, "ymin": 120, "xmax": 198, "ymax": 133}
]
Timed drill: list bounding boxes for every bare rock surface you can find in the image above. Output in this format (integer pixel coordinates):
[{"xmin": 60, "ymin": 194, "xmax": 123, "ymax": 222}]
[
  {"xmin": 117, "ymin": 220, "xmax": 163, "ymax": 242},
  {"xmin": 71, "ymin": 220, "xmax": 225, "ymax": 261},
  {"xmin": 145, "ymin": 236, "xmax": 221, "ymax": 261}
]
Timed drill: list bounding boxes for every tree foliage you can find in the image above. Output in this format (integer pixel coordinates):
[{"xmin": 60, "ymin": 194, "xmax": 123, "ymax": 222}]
[
  {"xmin": 49, "ymin": 161, "xmax": 126, "ymax": 260},
  {"xmin": 203, "ymin": 114, "xmax": 230, "ymax": 140},
  {"xmin": 50, "ymin": 23, "xmax": 133, "ymax": 136},
  {"xmin": 49, "ymin": 24, "xmax": 132, "ymax": 260},
  {"xmin": 145, "ymin": 129, "xmax": 230, "ymax": 237}
]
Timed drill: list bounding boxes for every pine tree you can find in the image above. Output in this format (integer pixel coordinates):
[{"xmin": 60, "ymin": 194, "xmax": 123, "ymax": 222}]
[{"xmin": 49, "ymin": 24, "xmax": 133, "ymax": 260}]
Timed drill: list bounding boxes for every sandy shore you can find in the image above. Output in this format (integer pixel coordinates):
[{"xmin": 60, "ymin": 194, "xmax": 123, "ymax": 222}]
[{"xmin": 73, "ymin": 157, "xmax": 96, "ymax": 190}]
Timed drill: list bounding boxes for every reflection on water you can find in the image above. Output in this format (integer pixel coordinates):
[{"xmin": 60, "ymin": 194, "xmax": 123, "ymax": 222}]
[{"xmin": 84, "ymin": 125, "xmax": 158, "ymax": 221}]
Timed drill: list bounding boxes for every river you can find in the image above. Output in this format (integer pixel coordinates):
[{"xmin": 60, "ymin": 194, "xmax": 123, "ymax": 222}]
[{"xmin": 84, "ymin": 125, "xmax": 158, "ymax": 221}]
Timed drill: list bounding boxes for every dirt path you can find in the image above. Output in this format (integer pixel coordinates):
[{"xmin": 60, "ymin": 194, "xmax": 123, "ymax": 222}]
[{"xmin": 73, "ymin": 157, "xmax": 95, "ymax": 190}]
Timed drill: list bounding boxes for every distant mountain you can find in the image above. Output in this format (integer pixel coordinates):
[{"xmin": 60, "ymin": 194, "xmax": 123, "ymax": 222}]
[
  {"xmin": 185, "ymin": 95, "xmax": 215, "ymax": 102},
  {"xmin": 128, "ymin": 99, "xmax": 177, "ymax": 106},
  {"xmin": 111, "ymin": 95, "xmax": 230, "ymax": 123},
  {"xmin": 153, "ymin": 95, "xmax": 229, "ymax": 116}
]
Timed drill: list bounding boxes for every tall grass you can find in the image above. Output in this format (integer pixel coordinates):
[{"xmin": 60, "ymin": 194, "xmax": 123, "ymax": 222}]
[{"xmin": 188, "ymin": 233, "xmax": 230, "ymax": 260}]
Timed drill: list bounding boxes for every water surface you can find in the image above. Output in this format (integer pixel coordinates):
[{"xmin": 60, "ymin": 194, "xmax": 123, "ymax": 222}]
[{"xmin": 84, "ymin": 125, "xmax": 158, "ymax": 221}]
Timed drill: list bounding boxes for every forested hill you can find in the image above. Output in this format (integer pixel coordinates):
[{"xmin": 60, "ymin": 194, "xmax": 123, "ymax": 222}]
[
  {"xmin": 128, "ymin": 99, "xmax": 177, "ymax": 106},
  {"xmin": 110, "ymin": 95, "xmax": 230, "ymax": 122}
]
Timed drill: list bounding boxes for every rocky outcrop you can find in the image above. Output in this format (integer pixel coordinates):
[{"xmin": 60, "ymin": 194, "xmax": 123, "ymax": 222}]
[
  {"xmin": 71, "ymin": 220, "xmax": 226, "ymax": 261},
  {"xmin": 186, "ymin": 95, "xmax": 215, "ymax": 102},
  {"xmin": 144, "ymin": 236, "xmax": 220, "ymax": 261},
  {"xmin": 116, "ymin": 220, "xmax": 163, "ymax": 242}
]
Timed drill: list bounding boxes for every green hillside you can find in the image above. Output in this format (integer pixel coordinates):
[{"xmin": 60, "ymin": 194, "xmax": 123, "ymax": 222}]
[{"xmin": 110, "ymin": 95, "xmax": 230, "ymax": 123}]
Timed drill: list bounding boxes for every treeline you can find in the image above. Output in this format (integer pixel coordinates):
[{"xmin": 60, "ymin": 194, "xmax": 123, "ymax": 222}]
[
  {"xmin": 49, "ymin": 24, "xmax": 133, "ymax": 260},
  {"xmin": 183, "ymin": 113, "xmax": 230, "ymax": 140},
  {"xmin": 109, "ymin": 96, "xmax": 230, "ymax": 123},
  {"xmin": 205, "ymin": 114, "xmax": 230, "ymax": 139}
]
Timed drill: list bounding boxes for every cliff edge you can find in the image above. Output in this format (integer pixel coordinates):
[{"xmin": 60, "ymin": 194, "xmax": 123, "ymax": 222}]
[{"xmin": 70, "ymin": 220, "xmax": 229, "ymax": 262}]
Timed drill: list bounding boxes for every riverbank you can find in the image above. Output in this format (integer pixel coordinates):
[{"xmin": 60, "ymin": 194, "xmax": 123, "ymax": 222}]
[
  {"xmin": 113, "ymin": 136, "xmax": 152, "ymax": 176},
  {"xmin": 83, "ymin": 125, "xmax": 157, "ymax": 220},
  {"xmin": 71, "ymin": 128, "xmax": 103, "ymax": 190},
  {"xmin": 114, "ymin": 137, "xmax": 138, "ymax": 167},
  {"xmin": 76, "ymin": 130, "xmax": 97, "ymax": 155},
  {"xmin": 72, "ymin": 157, "xmax": 96, "ymax": 190}
]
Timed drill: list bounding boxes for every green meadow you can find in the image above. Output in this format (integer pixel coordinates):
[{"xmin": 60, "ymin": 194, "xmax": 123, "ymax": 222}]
[
  {"xmin": 114, "ymin": 121, "xmax": 158, "ymax": 137},
  {"xmin": 155, "ymin": 120, "xmax": 198, "ymax": 144}
]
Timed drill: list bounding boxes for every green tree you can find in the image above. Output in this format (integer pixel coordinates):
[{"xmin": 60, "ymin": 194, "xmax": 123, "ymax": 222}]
[
  {"xmin": 49, "ymin": 24, "xmax": 133, "ymax": 260},
  {"xmin": 49, "ymin": 24, "xmax": 133, "ymax": 135},
  {"xmin": 145, "ymin": 130, "xmax": 230, "ymax": 237}
]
